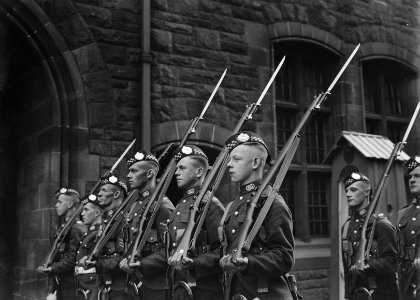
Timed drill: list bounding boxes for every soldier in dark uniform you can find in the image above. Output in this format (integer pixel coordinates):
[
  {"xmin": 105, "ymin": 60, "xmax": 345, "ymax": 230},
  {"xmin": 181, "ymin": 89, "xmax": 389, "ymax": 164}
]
[
  {"xmin": 341, "ymin": 172, "xmax": 398, "ymax": 300},
  {"xmin": 142, "ymin": 145, "xmax": 225, "ymax": 299},
  {"xmin": 97, "ymin": 174, "xmax": 128, "ymax": 224},
  {"xmin": 75, "ymin": 196, "xmax": 104, "ymax": 300},
  {"xmin": 84, "ymin": 174, "xmax": 129, "ymax": 299},
  {"xmin": 36, "ymin": 187, "xmax": 86, "ymax": 300},
  {"xmin": 119, "ymin": 150, "xmax": 175, "ymax": 299},
  {"xmin": 397, "ymin": 156, "xmax": 420, "ymax": 299},
  {"xmin": 220, "ymin": 132, "xmax": 295, "ymax": 300}
]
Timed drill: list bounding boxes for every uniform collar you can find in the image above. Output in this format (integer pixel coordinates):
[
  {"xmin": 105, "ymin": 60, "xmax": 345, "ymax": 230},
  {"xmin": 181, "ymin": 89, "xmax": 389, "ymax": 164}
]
[
  {"xmin": 183, "ymin": 186, "xmax": 200, "ymax": 197},
  {"xmin": 412, "ymin": 198, "xmax": 420, "ymax": 205},
  {"xmin": 139, "ymin": 189, "xmax": 151, "ymax": 199},
  {"xmin": 88, "ymin": 223, "xmax": 101, "ymax": 232},
  {"xmin": 240, "ymin": 181, "xmax": 260, "ymax": 195}
]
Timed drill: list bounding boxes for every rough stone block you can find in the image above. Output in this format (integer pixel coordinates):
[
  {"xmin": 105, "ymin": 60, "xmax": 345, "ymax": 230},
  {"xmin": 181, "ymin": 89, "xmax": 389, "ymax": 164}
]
[
  {"xmin": 90, "ymin": 26, "xmax": 140, "ymax": 47},
  {"xmin": 73, "ymin": 43, "xmax": 107, "ymax": 74},
  {"xmin": 112, "ymin": 10, "xmax": 141, "ymax": 33},
  {"xmin": 117, "ymin": 107, "xmax": 139, "ymax": 122},
  {"xmin": 56, "ymin": 14, "xmax": 95, "ymax": 49},
  {"xmin": 172, "ymin": 44, "xmax": 207, "ymax": 59},
  {"xmin": 151, "ymin": 29, "xmax": 173, "ymax": 52},
  {"xmin": 221, "ymin": 40, "xmax": 247, "ymax": 55},
  {"xmin": 76, "ymin": 3, "xmax": 112, "ymax": 28},
  {"xmin": 103, "ymin": 0, "xmax": 140, "ymax": 13},
  {"xmin": 83, "ymin": 70, "xmax": 114, "ymax": 103},
  {"xmin": 108, "ymin": 64, "xmax": 140, "ymax": 80},
  {"xmin": 195, "ymin": 28, "xmax": 220, "ymax": 50},
  {"xmin": 90, "ymin": 139, "xmax": 112, "ymax": 155},
  {"xmin": 89, "ymin": 104, "xmax": 115, "ymax": 128},
  {"xmin": 105, "ymin": 129, "xmax": 134, "ymax": 141},
  {"xmin": 99, "ymin": 43, "xmax": 128, "ymax": 65}
]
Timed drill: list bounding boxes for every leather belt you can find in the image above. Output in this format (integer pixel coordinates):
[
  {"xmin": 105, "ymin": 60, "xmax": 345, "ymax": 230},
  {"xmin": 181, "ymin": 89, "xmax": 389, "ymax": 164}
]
[{"xmin": 75, "ymin": 266, "xmax": 96, "ymax": 275}]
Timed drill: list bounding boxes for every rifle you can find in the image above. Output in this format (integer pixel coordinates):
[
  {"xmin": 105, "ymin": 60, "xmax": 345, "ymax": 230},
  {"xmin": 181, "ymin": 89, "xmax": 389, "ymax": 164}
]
[
  {"xmin": 85, "ymin": 142, "xmax": 175, "ymax": 263},
  {"xmin": 172, "ymin": 56, "xmax": 286, "ymax": 268},
  {"xmin": 351, "ymin": 100, "xmax": 420, "ymax": 300},
  {"xmin": 42, "ymin": 139, "xmax": 136, "ymax": 269},
  {"xmin": 223, "ymin": 43, "xmax": 360, "ymax": 300},
  {"xmin": 126, "ymin": 69, "xmax": 226, "ymax": 271}
]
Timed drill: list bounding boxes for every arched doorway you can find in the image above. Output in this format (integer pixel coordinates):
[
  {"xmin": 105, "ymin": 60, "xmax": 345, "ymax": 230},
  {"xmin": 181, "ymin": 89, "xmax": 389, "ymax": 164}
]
[{"xmin": 0, "ymin": 1, "xmax": 91, "ymax": 298}]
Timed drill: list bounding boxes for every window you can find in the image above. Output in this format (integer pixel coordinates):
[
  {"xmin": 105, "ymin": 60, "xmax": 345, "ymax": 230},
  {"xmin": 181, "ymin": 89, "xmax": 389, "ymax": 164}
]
[
  {"xmin": 280, "ymin": 176, "xmax": 295, "ymax": 232},
  {"xmin": 274, "ymin": 40, "xmax": 338, "ymax": 240},
  {"xmin": 363, "ymin": 59, "xmax": 416, "ymax": 138},
  {"xmin": 306, "ymin": 115, "xmax": 326, "ymax": 164},
  {"xmin": 308, "ymin": 174, "xmax": 329, "ymax": 236},
  {"xmin": 276, "ymin": 107, "xmax": 295, "ymax": 150}
]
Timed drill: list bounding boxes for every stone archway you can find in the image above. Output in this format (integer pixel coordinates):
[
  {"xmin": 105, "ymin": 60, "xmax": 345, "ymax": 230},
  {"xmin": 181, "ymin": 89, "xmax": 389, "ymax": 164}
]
[{"xmin": 0, "ymin": 0, "xmax": 99, "ymax": 298}]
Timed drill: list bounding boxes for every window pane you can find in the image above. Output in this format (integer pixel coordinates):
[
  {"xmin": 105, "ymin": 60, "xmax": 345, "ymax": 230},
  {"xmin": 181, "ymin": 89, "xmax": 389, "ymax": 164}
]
[
  {"xmin": 385, "ymin": 80, "xmax": 402, "ymax": 116},
  {"xmin": 276, "ymin": 108, "xmax": 295, "ymax": 150},
  {"xmin": 280, "ymin": 176, "xmax": 295, "ymax": 234},
  {"xmin": 387, "ymin": 122, "xmax": 407, "ymax": 143},
  {"xmin": 303, "ymin": 60, "xmax": 324, "ymax": 101},
  {"xmin": 306, "ymin": 116, "xmax": 326, "ymax": 163},
  {"xmin": 276, "ymin": 67, "xmax": 293, "ymax": 102},
  {"xmin": 308, "ymin": 175, "xmax": 329, "ymax": 237}
]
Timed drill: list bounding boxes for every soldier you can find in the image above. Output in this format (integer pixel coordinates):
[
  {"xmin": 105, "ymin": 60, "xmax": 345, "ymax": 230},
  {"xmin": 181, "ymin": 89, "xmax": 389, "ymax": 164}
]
[
  {"xmin": 341, "ymin": 172, "xmax": 398, "ymax": 300},
  {"xmin": 36, "ymin": 187, "xmax": 86, "ymax": 300},
  {"xmin": 83, "ymin": 174, "xmax": 129, "ymax": 299},
  {"xmin": 143, "ymin": 145, "xmax": 225, "ymax": 299},
  {"xmin": 119, "ymin": 150, "xmax": 175, "ymax": 299},
  {"xmin": 397, "ymin": 156, "xmax": 420, "ymax": 299},
  {"xmin": 220, "ymin": 132, "xmax": 295, "ymax": 300},
  {"xmin": 75, "ymin": 196, "xmax": 104, "ymax": 300},
  {"xmin": 97, "ymin": 174, "xmax": 128, "ymax": 223}
]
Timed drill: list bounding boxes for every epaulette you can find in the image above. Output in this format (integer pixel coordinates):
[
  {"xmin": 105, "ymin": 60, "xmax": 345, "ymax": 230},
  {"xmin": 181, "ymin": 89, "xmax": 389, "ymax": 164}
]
[{"xmin": 76, "ymin": 220, "xmax": 83, "ymax": 224}]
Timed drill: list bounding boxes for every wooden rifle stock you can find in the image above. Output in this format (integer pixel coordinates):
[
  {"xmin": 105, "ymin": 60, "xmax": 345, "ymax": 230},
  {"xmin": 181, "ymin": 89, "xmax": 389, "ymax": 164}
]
[
  {"xmin": 126, "ymin": 69, "xmax": 227, "ymax": 266},
  {"xmin": 353, "ymin": 100, "xmax": 420, "ymax": 269},
  {"xmin": 174, "ymin": 57, "xmax": 287, "ymax": 259}
]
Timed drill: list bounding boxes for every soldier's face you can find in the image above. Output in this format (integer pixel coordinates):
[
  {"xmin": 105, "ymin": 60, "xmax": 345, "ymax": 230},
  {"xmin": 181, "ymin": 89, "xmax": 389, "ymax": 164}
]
[
  {"xmin": 97, "ymin": 184, "xmax": 117, "ymax": 208},
  {"xmin": 408, "ymin": 167, "xmax": 420, "ymax": 196},
  {"xmin": 55, "ymin": 194, "xmax": 71, "ymax": 217},
  {"xmin": 127, "ymin": 161, "xmax": 149, "ymax": 190},
  {"xmin": 81, "ymin": 203, "xmax": 100, "ymax": 225},
  {"xmin": 345, "ymin": 181, "xmax": 369, "ymax": 209},
  {"xmin": 227, "ymin": 145, "xmax": 254, "ymax": 184},
  {"xmin": 175, "ymin": 157, "xmax": 200, "ymax": 190}
]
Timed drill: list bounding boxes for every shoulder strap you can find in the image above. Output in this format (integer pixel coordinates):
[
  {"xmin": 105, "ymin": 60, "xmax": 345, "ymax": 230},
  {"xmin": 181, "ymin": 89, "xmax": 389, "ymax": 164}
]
[
  {"xmin": 218, "ymin": 202, "xmax": 233, "ymax": 242},
  {"xmin": 342, "ymin": 218, "xmax": 351, "ymax": 239}
]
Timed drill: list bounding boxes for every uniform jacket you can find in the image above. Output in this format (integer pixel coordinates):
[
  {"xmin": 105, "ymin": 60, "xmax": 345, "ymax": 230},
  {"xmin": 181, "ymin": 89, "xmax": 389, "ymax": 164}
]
[
  {"xmin": 75, "ymin": 223, "xmax": 103, "ymax": 296},
  {"xmin": 222, "ymin": 181, "xmax": 294, "ymax": 300},
  {"xmin": 50, "ymin": 219, "xmax": 86, "ymax": 294},
  {"xmin": 50, "ymin": 219, "xmax": 86, "ymax": 276},
  {"xmin": 397, "ymin": 199, "xmax": 420, "ymax": 295},
  {"xmin": 118, "ymin": 189, "xmax": 174, "ymax": 291},
  {"xmin": 149, "ymin": 185, "xmax": 225, "ymax": 293},
  {"xmin": 341, "ymin": 207, "xmax": 398, "ymax": 298},
  {"xmin": 93, "ymin": 209, "xmax": 127, "ymax": 293}
]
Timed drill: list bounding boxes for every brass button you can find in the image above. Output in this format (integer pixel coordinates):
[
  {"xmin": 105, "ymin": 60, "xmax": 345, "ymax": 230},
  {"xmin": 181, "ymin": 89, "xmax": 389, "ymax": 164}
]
[
  {"xmin": 234, "ymin": 211, "xmax": 239, "ymax": 216},
  {"xmin": 411, "ymin": 231, "xmax": 416, "ymax": 235},
  {"xmin": 239, "ymin": 196, "xmax": 244, "ymax": 201},
  {"xmin": 412, "ymin": 217, "xmax": 417, "ymax": 221},
  {"xmin": 232, "ymin": 229, "xmax": 236, "ymax": 234}
]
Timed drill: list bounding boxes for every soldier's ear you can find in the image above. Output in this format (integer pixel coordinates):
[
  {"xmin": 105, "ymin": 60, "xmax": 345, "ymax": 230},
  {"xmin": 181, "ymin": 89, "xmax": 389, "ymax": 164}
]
[
  {"xmin": 196, "ymin": 167, "xmax": 204, "ymax": 178},
  {"xmin": 67, "ymin": 199, "xmax": 74, "ymax": 209},
  {"xmin": 146, "ymin": 169, "xmax": 154, "ymax": 179},
  {"xmin": 251, "ymin": 157, "xmax": 261, "ymax": 169},
  {"xmin": 114, "ymin": 190, "xmax": 121, "ymax": 199}
]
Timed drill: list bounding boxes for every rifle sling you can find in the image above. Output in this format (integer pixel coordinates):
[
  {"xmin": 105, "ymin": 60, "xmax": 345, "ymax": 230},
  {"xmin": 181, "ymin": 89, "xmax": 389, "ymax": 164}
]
[{"xmin": 242, "ymin": 136, "xmax": 299, "ymax": 252}]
